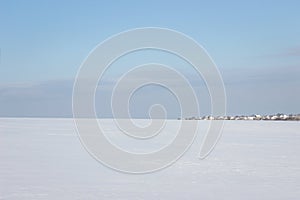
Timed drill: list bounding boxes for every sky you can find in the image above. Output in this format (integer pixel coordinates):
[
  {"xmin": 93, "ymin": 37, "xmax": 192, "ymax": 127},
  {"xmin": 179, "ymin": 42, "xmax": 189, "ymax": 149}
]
[{"xmin": 0, "ymin": 0, "xmax": 299, "ymax": 118}]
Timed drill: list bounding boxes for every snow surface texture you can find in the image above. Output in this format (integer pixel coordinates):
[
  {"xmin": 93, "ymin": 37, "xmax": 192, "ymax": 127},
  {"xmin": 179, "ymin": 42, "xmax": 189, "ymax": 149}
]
[{"xmin": 0, "ymin": 118, "xmax": 300, "ymax": 200}]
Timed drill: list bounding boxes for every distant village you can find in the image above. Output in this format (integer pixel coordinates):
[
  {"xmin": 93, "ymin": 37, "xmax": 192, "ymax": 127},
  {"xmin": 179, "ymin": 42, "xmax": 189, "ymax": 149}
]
[{"xmin": 182, "ymin": 113, "xmax": 300, "ymax": 121}]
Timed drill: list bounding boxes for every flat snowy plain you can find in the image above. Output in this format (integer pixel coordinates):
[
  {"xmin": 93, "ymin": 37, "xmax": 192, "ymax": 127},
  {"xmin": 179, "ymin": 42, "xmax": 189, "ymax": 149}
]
[{"xmin": 1, "ymin": 118, "xmax": 300, "ymax": 199}]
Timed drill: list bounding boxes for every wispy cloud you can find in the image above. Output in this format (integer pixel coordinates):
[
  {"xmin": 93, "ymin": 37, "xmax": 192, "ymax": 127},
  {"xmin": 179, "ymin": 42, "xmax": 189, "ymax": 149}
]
[
  {"xmin": 0, "ymin": 64, "xmax": 299, "ymax": 118},
  {"xmin": 261, "ymin": 46, "xmax": 300, "ymax": 58},
  {"xmin": 0, "ymin": 80, "xmax": 74, "ymax": 117}
]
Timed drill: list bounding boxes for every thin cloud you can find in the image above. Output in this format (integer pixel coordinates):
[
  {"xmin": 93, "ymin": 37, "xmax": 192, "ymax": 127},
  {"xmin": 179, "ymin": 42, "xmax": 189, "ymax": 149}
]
[{"xmin": 262, "ymin": 46, "xmax": 300, "ymax": 58}]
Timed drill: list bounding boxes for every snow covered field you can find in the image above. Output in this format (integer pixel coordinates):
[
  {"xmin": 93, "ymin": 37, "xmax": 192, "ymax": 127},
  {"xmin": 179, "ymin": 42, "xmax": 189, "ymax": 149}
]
[{"xmin": 1, "ymin": 118, "xmax": 300, "ymax": 200}]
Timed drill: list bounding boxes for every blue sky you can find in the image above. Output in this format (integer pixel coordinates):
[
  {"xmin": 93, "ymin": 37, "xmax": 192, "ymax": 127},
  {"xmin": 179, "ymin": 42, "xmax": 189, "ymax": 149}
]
[{"xmin": 0, "ymin": 0, "xmax": 299, "ymax": 117}]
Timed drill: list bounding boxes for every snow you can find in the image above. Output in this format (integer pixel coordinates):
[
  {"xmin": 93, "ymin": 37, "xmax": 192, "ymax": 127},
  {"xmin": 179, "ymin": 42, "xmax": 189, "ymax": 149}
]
[{"xmin": 1, "ymin": 118, "xmax": 300, "ymax": 199}]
